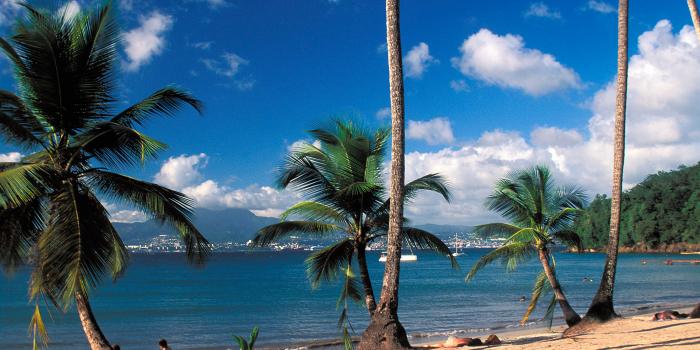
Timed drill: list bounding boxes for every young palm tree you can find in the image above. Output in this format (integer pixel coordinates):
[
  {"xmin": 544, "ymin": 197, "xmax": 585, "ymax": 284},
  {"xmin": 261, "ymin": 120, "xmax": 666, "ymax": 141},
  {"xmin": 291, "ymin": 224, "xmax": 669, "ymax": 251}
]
[
  {"xmin": 0, "ymin": 4, "xmax": 209, "ymax": 350},
  {"xmin": 358, "ymin": 0, "xmax": 411, "ymax": 348},
  {"xmin": 466, "ymin": 166, "xmax": 585, "ymax": 327},
  {"xmin": 585, "ymin": 0, "xmax": 629, "ymax": 323},
  {"xmin": 253, "ymin": 121, "xmax": 456, "ymax": 320}
]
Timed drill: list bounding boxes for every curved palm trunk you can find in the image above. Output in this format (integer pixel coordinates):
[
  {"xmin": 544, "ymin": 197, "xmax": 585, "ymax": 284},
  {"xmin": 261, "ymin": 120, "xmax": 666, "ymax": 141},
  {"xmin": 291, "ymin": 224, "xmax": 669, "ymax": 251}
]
[
  {"xmin": 586, "ymin": 0, "xmax": 628, "ymax": 323},
  {"xmin": 356, "ymin": 243, "xmax": 377, "ymax": 315},
  {"xmin": 538, "ymin": 249, "xmax": 581, "ymax": 327},
  {"xmin": 76, "ymin": 292, "xmax": 111, "ymax": 350},
  {"xmin": 357, "ymin": 0, "xmax": 411, "ymax": 348},
  {"xmin": 688, "ymin": 0, "xmax": 700, "ymax": 42}
]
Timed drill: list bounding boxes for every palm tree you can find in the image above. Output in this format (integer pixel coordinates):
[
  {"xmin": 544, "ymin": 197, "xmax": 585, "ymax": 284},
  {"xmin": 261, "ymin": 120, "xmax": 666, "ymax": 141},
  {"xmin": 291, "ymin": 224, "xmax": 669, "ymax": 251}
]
[
  {"xmin": 358, "ymin": 0, "xmax": 411, "ymax": 348},
  {"xmin": 584, "ymin": 0, "xmax": 628, "ymax": 323},
  {"xmin": 466, "ymin": 166, "xmax": 585, "ymax": 327},
  {"xmin": 252, "ymin": 121, "xmax": 456, "ymax": 321},
  {"xmin": 688, "ymin": 0, "xmax": 700, "ymax": 42},
  {"xmin": 0, "ymin": 4, "xmax": 209, "ymax": 350}
]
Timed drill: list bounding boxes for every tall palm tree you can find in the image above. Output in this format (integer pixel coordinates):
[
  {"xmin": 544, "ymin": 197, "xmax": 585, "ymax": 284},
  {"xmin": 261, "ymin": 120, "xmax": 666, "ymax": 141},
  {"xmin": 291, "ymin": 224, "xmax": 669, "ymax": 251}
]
[
  {"xmin": 585, "ymin": 0, "xmax": 629, "ymax": 323},
  {"xmin": 358, "ymin": 0, "xmax": 411, "ymax": 348},
  {"xmin": 688, "ymin": 0, "xmax": 700, "ymax": 42},
  {"xmin": 466, "ymin": 166, "xmax": 585, "ymax": 327},
  {"xmin": 252, "ymin": 121, "xmax": 456, "ymax": 320},
  {"xmin": 0, "ymin": 4, "xmax": 209, "ymax": 350}
]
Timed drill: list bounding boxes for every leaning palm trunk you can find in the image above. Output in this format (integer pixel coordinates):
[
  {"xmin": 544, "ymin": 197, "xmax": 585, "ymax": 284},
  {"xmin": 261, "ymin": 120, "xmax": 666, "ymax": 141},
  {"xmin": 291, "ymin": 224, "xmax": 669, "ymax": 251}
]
[
  {"xmin": 688, "ymin": 0, "xmax": 700, "ymax": 42},
  {"xmin": 537, "ymin": 249, "xmax": 581, "ymax": 326},
  {"xmin": 585, "ymin": 0, "xmax": 629, "ymax": 322},
  {"xmin": 356, "ymin": 244, "xmax": 377, "ymax": 315},
  {"xmin": 76, "ymin": 293, "xmax": 111, "ymax": 350},
  {"xmin": 357, "ymin": 0, "xmax": 411, "ymax": 348}
]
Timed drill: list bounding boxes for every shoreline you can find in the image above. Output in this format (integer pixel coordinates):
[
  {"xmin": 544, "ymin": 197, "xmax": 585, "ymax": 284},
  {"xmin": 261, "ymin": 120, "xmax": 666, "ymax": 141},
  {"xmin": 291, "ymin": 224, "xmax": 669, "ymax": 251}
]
[{"xmin": 244, "ymin": 302, "xmax": 699, "ymax": 350}]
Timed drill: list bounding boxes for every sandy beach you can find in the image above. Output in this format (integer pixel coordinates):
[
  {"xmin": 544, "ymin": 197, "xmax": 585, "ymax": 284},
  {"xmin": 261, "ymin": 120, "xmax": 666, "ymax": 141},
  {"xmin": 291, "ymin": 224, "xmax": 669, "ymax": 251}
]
[{"xmin": 416, "ymin": 307, "xmax": 700, "ymax": 350}]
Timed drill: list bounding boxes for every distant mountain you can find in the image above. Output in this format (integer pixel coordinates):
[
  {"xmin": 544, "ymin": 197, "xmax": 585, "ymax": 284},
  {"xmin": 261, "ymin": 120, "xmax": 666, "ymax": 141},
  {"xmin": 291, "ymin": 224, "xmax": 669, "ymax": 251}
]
[{"xmin": 113, "ymin": 208, "xmax": 278, "ymax": 244}]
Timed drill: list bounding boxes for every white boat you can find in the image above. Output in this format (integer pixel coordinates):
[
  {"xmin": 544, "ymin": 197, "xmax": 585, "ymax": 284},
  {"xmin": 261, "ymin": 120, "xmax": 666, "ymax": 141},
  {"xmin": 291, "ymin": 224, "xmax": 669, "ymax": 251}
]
[
  {"xmin": 379, "ymin": 246, "xmax": 418, "ymax": 262},
  {"xmin": 452, "ymin": 233, "xmax": 465, "ymax": 257}
]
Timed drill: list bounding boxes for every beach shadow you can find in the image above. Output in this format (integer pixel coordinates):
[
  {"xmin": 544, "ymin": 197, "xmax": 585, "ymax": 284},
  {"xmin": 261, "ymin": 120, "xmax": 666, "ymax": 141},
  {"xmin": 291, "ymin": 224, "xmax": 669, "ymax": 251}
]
[
  {"xmin": 506, "ymin": 335, "xmax": 560, "ymax": 345},
  {"xmin": 602, "ymin": 336, "xmax": 700, "ymax": 350},
  {"xmin": 629, "ymin": 321, "xmax": 694, "ymax": 333}
]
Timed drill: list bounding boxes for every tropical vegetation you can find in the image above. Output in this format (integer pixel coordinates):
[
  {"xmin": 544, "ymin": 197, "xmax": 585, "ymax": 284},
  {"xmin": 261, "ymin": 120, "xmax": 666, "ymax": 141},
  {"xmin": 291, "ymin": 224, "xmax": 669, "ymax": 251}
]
[
  {"xmin": 466, "ymin": 166, "xmax": 586, "ymax": 327},
  {"xmin": 233, "ymin": 326, "xmax": 259, "ymax": 350},
  {"xmin": 574, "ymin": 163, "xmax": 700, "ymax": 249},
  {"xmin": 252, "ymin": 121, "xmax": 457, "ymax": 330},
  {"xmin": 0, "ymin": 3, "xmax": 208, "ymax": 349}
]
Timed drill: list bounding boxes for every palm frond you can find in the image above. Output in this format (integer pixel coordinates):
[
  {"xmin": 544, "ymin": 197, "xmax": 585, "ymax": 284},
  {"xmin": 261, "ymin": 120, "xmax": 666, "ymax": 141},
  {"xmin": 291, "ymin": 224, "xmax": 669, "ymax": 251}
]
[
  {"xmin": 0, "ymin": 162, "xmax": 53, "ymax": 209},
  {"xmin": 111, "ymin": 87, "xmax": 203, "ymax": 128},
  {"xmin": 0, "ymin": 90, "xmax": 45, "ymax": 148},
  {"xmin": 304, "ymin": 238, "xmax": 355, "ymax": 288},
  {"xmin": 552, "ymin": 230, "xmax": 583, "ymax": 252},
  {"xmin": 401, "ymin": 227, "xmax": 458, "ymax": 269},
  {"xmin": 82, "ymin": 170, "xmax": 209, "ymax": 263},
  {"xmin": 72, "ymin": 122, "xmax": 167, "ymax": 168},
  {"xmin": 404, "ymin": 173, "xmax": 451, "ymax": 202},
  {"xmin": 474, "ymin": 223, "xmax": 522, "ymax": 238},
  {"xmin": 279, "ymin": 201, "xmax": 348, "ymax": 225},
  {"xmin": 0, "ymin": 197, "xmax": 45, "ymax": 273},
  {"xmin": 520, "ymin": 271, "xmax": 552, "ymax": 325},
  {"xmin": 465, "ymin": 242, "xmax": 535, "ymax": 282},
  {"xmin": 253, "ymin": 221, "xmax": 340, "ymax": 247}
]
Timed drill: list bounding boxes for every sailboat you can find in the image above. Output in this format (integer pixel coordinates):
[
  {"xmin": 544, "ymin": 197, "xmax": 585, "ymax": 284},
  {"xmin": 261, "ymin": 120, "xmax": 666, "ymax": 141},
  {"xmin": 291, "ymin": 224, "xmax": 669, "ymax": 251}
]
[
  {"xmin": 452, "ymin": 233, "xmax": 464, "ymax": 257},
  {"xmin": 379, "ymin": 245, "xmax": 417, "ymax": 262}
]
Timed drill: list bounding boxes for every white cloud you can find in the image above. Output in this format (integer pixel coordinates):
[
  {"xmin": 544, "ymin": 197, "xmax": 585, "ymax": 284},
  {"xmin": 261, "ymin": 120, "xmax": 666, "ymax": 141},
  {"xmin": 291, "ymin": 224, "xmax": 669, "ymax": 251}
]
[
  {"xmin": 587, "ymin": 0, "xmax": 616, "ymax": 14},
  {"xmin": 376, "ymin": 107, "xmax": 391, "ymax": 119},
  {"xmin": 110, "ymin": 210, "xmax": 148, "ymax": 223},
  {"xmin": 404, "ymin": 42, "xmax": 437, "ymax": 78},
  {"xmin": 403, "ymin": 20, "xmax": 700, "ymax": 225},
  {"xmin": 57, "ymin": 1, "xmax": 80, "ymax": 20},
  {"xmin": 192, "ymin": 41, "xmax": 213, "ymax": 50},
  {"xmin": 188, "ymin": 0, "xmax": 230, "ymax": 9},
  {"xmin": 154, "ymin": 153, "xmax": 207, "ymax": 189},
  {"xmin": 119, "ymin": 0, "xmax": 134, "ymax": 12},
  {"xmin": 450, "ymin": 79, "xmax": 469, "ymax": 92},
  {"xmin": 122, "ymin": 11, "xmax": 173, "ymax": 72},
  {"xmin": 407, "ymin": 117, "xmax": 456, "ymax": 145},
  {"xmin": 0, "ymin": 0, "xmax": 22, "ymax": 26},
  {"xmin": 524, "ymin": 2, "xmax": 561, "ymax": 19},
  {"xmin": 202, "ymin": 52, "xmax": 249, "ymax": 78},
  {"xmin": 0, "ymin": 152, "xmax": 21, "ymax": 162},
  {"xmin": 287, "ymin": 139, "xmax": 321, "ymax": 152},
  {"xmin": 451, "ymin": 28, "xmax": 581, "ymax": 96},
  {"xmin": 153, "ymin": 153, "xmax": 300, "ymax": 217}
]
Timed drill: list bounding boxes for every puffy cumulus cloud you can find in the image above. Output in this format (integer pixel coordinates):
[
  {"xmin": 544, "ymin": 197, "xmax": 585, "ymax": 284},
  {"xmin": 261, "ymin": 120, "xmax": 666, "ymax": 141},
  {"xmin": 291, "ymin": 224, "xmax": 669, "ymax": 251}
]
[
  {"xmin": 449, "ymin": 79, "xmax": 469, "ymax": 92},
  {"xmin": 404, "ymin": 42, "xmax": 437, "ymax": 78},
  {"xmin": 0, "ymin": 0, "xmax": 22, "ymax": 26},
  {"xmin": 451, "ymin": 29, "xmax": 581, "ymax": 96},
  {"xmin": 154, "ymin": 153, "xmax": 207, "ymax": 189},
  {"xmin": 586, "ymin": 0, "xmax": 616, "ymax": 14},
  {"xmin": 153, "ymin": 153, "xmax": 299, "ymax": 217},
  {"xmin": 407, "ymin": 117, "xmax": 456, "ymax": 145},
  {"xmin": 0, "ymin": 152, "xmax": 22, "ymax": 162},
  {"xmin": 57, "ymin": 1, "xmax": 80, "ymax": 20},
  {"xmin": 524, "ymin": 2, "xmax": 561, "ymax": 19},
  {"xmin": 202, "ymin": 52, "xmax": 248, "ymax": 78},
  {"xmin": 403, "ymin": 20, "xmax": 700, "ymax": 225},
  {"xmin": 375, "ymin": 107, "xmax": 391, "ymax": 119},
  {"xmin": 122, "ymin": 11, "xmax": 173, "ymax": 72},
  {"xmin": 103, "ymin": 203, "xmax": 148, "ymax": 223}
]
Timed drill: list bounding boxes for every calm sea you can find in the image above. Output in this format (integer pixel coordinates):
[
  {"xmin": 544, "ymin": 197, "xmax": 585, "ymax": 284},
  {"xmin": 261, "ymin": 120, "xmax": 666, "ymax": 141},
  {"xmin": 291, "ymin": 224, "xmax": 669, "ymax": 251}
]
[{"xmin": 1, "ymin": 250, "xmax": 699, "ymax": 349}]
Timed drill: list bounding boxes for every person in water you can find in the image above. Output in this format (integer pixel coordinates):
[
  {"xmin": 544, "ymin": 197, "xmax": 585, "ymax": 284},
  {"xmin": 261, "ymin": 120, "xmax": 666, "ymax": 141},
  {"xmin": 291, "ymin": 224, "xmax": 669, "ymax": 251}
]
[{"xmin": 159, "ymin": 339, "xmax": 172, "ymax": 350}]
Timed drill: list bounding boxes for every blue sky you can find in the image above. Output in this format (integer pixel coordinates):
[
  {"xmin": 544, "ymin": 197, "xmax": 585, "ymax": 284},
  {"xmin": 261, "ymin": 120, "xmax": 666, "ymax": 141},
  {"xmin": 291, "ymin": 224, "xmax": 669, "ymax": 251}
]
[{"xmin": 1, "ymin": 0, "xmax": 700, "ymax": 224}]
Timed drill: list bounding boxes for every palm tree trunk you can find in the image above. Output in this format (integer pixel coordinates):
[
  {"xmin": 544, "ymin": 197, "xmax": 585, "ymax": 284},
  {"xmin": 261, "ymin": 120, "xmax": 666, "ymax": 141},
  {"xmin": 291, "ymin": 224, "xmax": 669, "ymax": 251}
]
[
  {"xmin": 688, "ymin": 0, "xmax": 700, "ymax": 42},
  {"xmin": 538, "ymin": 249, "xmax": 581, "ymax": 327},
  {"xmin": 357, "ymin": 0, "xmax": 411, "ymax": 348},
  {"xmin": 356, "ymin": 243, "xmax": 377, "ymax": 315},
  {"xmin": 585, "ymin": 0, "xmax": 628, "ymax": 323},
  {"xmin": 75, "ymin": 292, "xmax": 111, "ymax": 350}
]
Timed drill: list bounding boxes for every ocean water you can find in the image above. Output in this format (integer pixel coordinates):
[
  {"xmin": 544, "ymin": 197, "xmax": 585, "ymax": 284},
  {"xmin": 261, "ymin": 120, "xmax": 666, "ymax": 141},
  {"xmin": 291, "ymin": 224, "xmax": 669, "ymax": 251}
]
[{"xmin": 1, "ymin": 250, "xmax": 699, "ymax": 349}]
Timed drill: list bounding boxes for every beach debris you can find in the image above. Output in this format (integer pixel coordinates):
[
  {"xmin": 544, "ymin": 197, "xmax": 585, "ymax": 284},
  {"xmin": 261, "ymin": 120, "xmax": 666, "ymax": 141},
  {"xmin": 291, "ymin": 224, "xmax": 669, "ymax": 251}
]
[
  {"xmin": 690, "ymin": 304, "xmax": 700, "ymax": 318},
  {"xmin": 484, "ymin": 334, "xmax": 501, "ymax": 345},
  {"xmin": 443, "ymin": 336, "xmax": 471, "ymax": 347},
  {"xmin": 467, "ymin": 338, "xmax": 483, "ymax": 346},
  {"xmin": 651, "ymin": 310, "xmax": 688, "ymax": 321}
]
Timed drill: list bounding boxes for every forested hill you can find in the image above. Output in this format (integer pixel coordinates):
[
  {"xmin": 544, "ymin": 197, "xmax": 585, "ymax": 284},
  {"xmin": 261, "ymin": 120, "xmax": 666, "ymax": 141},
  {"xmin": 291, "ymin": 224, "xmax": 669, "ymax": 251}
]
[{"xmin": 574, "ymin": 162, "xmax": 700, "ymax": 250}]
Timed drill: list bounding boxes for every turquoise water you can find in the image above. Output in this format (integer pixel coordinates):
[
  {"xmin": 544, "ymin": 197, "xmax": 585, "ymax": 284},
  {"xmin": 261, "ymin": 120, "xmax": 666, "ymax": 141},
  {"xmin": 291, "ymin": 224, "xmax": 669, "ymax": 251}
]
[{"xmin": 1, "ymin": 250, "xmax": 699, "ymax": 349}]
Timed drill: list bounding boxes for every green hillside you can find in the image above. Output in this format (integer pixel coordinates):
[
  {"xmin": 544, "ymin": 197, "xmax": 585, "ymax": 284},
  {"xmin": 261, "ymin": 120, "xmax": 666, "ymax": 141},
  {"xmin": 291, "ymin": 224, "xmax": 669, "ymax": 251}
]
[{"xmin": 574, "ymin": 162, "xmax": 700, "ymax": 249}]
